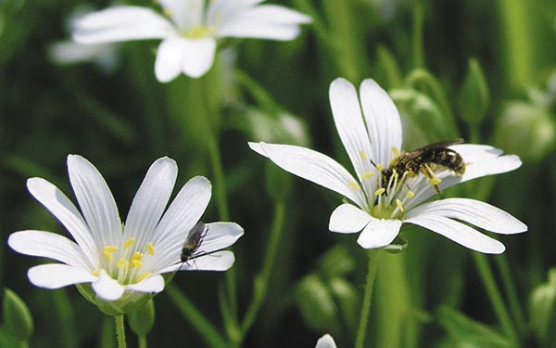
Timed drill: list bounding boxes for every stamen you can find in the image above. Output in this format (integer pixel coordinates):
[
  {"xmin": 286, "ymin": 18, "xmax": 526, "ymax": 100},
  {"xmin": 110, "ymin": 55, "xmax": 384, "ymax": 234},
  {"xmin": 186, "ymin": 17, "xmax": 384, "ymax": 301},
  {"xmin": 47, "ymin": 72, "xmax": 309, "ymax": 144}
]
[
  {"xmin": 358, "ymin": 151, "xmax": 368, "ymax": 160},
  {"xmin": 376, "ymin": 164, "xmax": 384, "ymax": 171},
  {"xmin": 123, "ymin": 238, "xmax": 136, "ymax": 249},
  {"xmin": 146, "ymin": 242, "xmax": 155, "ymax": 256},
  {"xmin": 348, "ymin": 181, "xmax": 361, "ymax": 190},
  {"xmin": 396, "ymin": 199, "xmax": 404, "ymax": 212},
  {"xmin": 137, "ymin": 272, "xmax": 152, "ymax": 283},
  {"xmin": 131, "ymin": 252, "xmax": 143, "ymax": 267},
  {"xmin": 406, "ymin": 191, "xmax": 415, "ymax": 199},
  {"xmin": 392, "ymin": 147, "xmax": 400, "ymax": 156},
  {"xmin": 92, "ymin": 270, "xmax": 100, "ymax": 277},
  {"xmin": 103, "ymin": 246, "xmax": 118, "ymax": 262},
  {"xmin": 374, "ymin": 188, "xmax": 386, "ymax": 196},
  {"xmin": 429, "ymin": 178, "xmax": 442, "ymax": 186},
  {"xmin": 117, "ymin": 258, "xmax": 128, "ymax": 269},
  {"xmin": 131, "ymin": 260, "xmax": 143, "ymax": 268},
  {"xmin": 361, "ymin": 172, "xmax": 373, "ymax": 180}
]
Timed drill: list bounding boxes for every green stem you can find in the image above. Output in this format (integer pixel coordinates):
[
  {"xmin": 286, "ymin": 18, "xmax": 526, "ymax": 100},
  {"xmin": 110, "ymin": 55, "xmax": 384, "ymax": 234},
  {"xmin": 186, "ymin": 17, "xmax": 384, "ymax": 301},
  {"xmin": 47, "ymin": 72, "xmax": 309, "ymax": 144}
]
[
  {"xmin": 167, "ymin": 284, "xmax": 230, "ymax": 348},
  {"xmin": 355, "ymin": 249, "xmax": 381, "ymax": 348},
  {"xmin": 236, "ymin": 200, "xmax": 286, "ymax": 346},
  {"xmin": 198, "ymin": 76, "xmax": 238, "ymax": 333},
  {"xmin": 472, "ymin": 253, "xmax": 519, "ymax": 346},
  {"xmin": 138, "ymin": 335, "xmax": 147, "ymax": 348},
  {"xmin": 114, "ymin": 315, "xmax": 127, "ymax": 348},
  {"xmin": 412, "ymin": 0, "xmax": 425, "ymax": 69},
  {"xmin": 495, "ymin": 255, "xmax": 527, "ymax": 336}
]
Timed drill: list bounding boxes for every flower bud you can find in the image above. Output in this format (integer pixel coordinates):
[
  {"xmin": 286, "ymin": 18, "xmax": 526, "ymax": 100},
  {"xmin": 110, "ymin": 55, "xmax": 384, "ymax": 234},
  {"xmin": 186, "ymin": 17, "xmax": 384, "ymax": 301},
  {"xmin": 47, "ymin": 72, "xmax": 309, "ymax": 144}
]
[{"xmin": 128, "ymin": 299, "xmax": 155, "ymax": 336}]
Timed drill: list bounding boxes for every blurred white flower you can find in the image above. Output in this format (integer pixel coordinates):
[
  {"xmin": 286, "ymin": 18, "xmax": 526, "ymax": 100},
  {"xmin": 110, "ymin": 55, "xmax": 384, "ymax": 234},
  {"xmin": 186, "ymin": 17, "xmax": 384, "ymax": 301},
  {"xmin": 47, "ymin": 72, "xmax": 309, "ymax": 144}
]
[
  {"xmin": 316, "ymin": 334, "xmax": 337, "ymax": 348},
  {"xmin": 8, "ymin": 155, "xmax": 243, "ymax": 314},
  {"xmin": 72, "ymin": 0, "xmax": 311, "ymax": 82},
  {"xmin": 48, "ymin": 5, "xmax": 121, "ymax": 73},
  {"xmin": 250, "ymin": 78, "xmax": 527, "ymax": 253}
]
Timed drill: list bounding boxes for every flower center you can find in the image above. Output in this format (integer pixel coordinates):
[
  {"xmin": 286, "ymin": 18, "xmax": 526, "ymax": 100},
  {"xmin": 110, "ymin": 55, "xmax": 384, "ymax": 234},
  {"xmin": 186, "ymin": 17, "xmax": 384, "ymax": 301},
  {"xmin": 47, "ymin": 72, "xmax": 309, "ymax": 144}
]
[
  {"xmin": 182, "ymin": 25, "xmax": 216, "ymax": 39},
  {"xmin": 371, "ymin": 167, "xmax": 414, "ymax": 219},
  {"xmin": 97, "ymin": 238, "xmax": 156, "ymax": 285}
]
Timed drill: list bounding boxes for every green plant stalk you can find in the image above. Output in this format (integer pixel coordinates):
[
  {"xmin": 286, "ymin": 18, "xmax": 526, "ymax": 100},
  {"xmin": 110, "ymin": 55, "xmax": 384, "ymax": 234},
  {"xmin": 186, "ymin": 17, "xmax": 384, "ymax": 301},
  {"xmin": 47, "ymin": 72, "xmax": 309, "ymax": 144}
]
[
  {"xmin": 167, "ymin": 284, "xmax": 230, "ymax": 348},
  {"xmin": 198, "ymin": 76, "xmax": 239, "ymax": 333},
  {"xmin": 138, "ymin": 335, "xmax": 147, "ymax": 348},
  {"xmin": 472, "ymin": 253, "xmax": 519, "ymax": 346},
  {"xmin": 114, "ymin": 315, "xmax": 127, "ymax": 348},
  {"xmin": 412, "ymin": 0, "xmax": 425, "ymax": 69},
  {"xmin": 355, "ymin": 249, "xmax": 381, "ymax": 348},
  {"xmin": 236, "ymin": 200, "xmax": 286, "ymax": 346},
  {"xmin": 495, "ymin": 255, "xmax": 527, "ymax": 336}
]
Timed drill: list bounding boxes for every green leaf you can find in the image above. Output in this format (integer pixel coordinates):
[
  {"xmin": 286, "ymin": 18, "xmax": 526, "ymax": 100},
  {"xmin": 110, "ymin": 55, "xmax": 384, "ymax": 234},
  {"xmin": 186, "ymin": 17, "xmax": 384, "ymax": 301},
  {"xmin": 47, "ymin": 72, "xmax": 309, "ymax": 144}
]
[
  {"xmin": 435, "ymin": 306, "xmax": 512, "ymax": 348},
  {"xmin": 458, "ymin": 58, "xmax": 490, "ymax": 127},
  {"xmin": 3, "ymin": 289, "xmax": 33, "ymax": 343}
]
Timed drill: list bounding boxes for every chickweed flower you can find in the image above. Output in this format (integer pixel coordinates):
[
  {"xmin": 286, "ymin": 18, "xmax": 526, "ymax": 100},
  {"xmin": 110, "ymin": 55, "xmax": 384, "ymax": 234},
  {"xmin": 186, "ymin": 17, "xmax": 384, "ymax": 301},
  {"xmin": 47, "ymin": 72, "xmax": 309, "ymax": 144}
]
[
  {"xmin": 8, "ymin": 155, "xmax": 243, "ymax": 315},
  {"xmin": 72, "ymin": 0, "xmax": 311, "ymax": 82},
  {"xmin": 316, "ymin": 334, "xmax": 337, "ymax": 348},
  {"xmin": 250, "ymin": 78, "xmax": 527, "ymax": 253}
]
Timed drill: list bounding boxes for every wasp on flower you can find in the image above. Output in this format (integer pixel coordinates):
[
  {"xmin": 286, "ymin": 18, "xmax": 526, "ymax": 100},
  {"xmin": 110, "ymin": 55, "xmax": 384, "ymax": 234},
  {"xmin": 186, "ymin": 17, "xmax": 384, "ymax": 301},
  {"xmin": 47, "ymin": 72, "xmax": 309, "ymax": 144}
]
[
  {"xmin": 8, "ymin": 155, "xmax": 243, "ymax": 315},
  {"xmin": 249, "ymin": 78, "xmax": 527, "ymax": 253}
]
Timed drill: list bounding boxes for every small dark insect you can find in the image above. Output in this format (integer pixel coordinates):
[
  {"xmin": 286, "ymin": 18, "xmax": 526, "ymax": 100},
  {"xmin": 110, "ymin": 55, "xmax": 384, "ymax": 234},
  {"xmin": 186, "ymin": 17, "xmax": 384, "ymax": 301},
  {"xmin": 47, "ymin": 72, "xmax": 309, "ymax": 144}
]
[
  {"xmin": 181, "ymin": 221, "xmax": 208, "ymax": 263},
  {"xmin": 381, "ymin": 139, "xmax": 466, "ymax": 195}
]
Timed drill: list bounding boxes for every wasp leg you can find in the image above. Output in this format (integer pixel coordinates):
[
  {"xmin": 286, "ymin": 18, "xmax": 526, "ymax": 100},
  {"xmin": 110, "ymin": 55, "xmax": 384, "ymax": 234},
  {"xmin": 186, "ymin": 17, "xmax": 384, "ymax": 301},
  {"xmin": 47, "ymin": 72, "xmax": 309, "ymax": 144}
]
[{"xmin": 420, "ymin": 164, "xmax": 442, "ymax": 197}]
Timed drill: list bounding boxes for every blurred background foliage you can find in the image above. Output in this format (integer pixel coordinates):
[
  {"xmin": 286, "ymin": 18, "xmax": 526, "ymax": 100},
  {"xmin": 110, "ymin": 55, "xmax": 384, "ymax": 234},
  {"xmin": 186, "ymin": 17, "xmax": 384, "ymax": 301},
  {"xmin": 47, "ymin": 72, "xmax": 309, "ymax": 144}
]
[{"xmin": 1, "ymin": 0, "xmax": 556, "ymax": 347}]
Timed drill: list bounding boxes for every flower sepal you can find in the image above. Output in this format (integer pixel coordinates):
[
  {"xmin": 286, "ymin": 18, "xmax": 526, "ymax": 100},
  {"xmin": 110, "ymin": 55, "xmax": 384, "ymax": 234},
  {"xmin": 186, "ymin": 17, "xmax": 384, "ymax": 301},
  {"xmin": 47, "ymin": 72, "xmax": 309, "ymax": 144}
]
[
  {"xmin": 76, "ymin": 283, "xmax": 152, "ymax": 316},
  {"xmin": 382, "ymin": 235, "xmax": 408, "ymax": 254}
]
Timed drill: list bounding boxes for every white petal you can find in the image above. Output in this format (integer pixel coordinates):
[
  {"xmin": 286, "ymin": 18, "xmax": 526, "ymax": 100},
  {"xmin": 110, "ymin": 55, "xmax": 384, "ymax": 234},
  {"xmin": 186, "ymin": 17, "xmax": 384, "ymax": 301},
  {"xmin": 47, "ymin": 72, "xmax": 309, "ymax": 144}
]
[
  {"xmin": 405, "ymin": 214, "xmax": 506, "ymax": 254},
  {"xmin": 181, "ymin": 38, "xmax": 217, "ymax": 78},
  {"xmin": 214, "ymin": 5, "xmax": 310, "ymax": 40},
  {"xmin": 200, "ymin": 222, "xmax": 244, "ymax": 253},
  {"xmin": 329, "ymin": 204, "xmax": 372, "ymax": 234},
  {"xmin": 73, "ymin": 6, "xmax": 176, "ymax": 44},
  {"xmin": 152, "ymin": 176, "xmax": 212, "ymax": 267},
  {"xmin": 67, "ymin": 155, "xmax": 122, "ymax": 248},
  {"xmin": 159, "ymin": 0, "xmax": 204, "ymax": 31},
  {"xmin": 180, "ymin": 250, "xmax": 235, "ymax": 271},
  {"xmin": 359, "ymin": 79, "xmax": 403, "ymax": 166},
  {"xmin": 357, "ymin": 218, "xmax": 402, "ymax": 249},
  {"xmin": 92, "ymin": 270, "xmax": 125, "ymax": 301},
  {"xmin": 124, "ymin": 157, "xmax": 178, "ymax": 244},
  {"xmin": 451, "ymin": 144, "xmax": 503, "ymax": 163},
  {"xmin": 249, "ymin": 142, "xmax": 368, "ymax": 208},
  {"xmin": 126, "ymin": 274, "xmax": 165, "ymax": 293},
  {"xmin": 329, "ymin": 78, "xmax": 376, "ymax": 193},
  {"xmin": 8, "ymin": 231, "xmax": 92, "ymax": 269},
  {"xmin": 316, "ymin": 334, "xmax": 337, "ymax": 348},
  {"xmin": 26, "ymin": 177, "xmax": 97, "ymax": 260},
  {"xmin": 406, "ymin": 198, "xmax": 527, "ymax": 234},
  {"xmin": 28, "ymin": 264, "xmax": 96, "ymax": 289},
  {"xmin": 155, "ymin": 38, "xmax": 188, "ymax": 82}
]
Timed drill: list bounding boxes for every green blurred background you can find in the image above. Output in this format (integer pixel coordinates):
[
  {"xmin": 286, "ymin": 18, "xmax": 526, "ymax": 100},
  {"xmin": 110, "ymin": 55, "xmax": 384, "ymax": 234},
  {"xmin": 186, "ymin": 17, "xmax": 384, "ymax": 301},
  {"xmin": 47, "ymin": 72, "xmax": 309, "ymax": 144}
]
[{"xmin": 1, "ymin": 0, "xmax": 556, "ymax": 347}]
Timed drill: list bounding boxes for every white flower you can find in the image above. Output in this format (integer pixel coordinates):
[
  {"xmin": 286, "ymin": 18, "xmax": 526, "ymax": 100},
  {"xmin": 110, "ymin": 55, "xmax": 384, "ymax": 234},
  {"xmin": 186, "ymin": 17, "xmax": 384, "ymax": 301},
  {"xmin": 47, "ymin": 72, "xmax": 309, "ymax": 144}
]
[
  {"xmin": 72, "ymin": 0, "xmax": 311, "ymax": 82},
  {"xmin": 250, "ymin": 78, "xmax": 527, "ymax": 254},
  {"xmin": 48, "ymin": 5, "xmax": 121, "ymax": 73},
  {"xmin": 8, "ymin": 155, "xmax": 243, "ymax": 314},
  {"xmin": 316, "ymin": 334, "xmax": 337, "ymax": 348}
]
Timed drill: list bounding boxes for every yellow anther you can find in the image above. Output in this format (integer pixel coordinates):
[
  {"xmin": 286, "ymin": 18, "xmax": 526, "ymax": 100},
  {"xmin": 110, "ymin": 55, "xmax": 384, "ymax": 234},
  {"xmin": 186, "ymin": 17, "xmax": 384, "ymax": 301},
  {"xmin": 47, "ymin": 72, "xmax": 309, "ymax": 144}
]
[
  {"xmin": 137, "ymin": 272, "xmax": 152, "ymax": 283},
  {"xmin": 131, "ymin": 252, "xmax": 143, "ymax": 262},
  {"xmin": 429, "ymin": 178, "xmax": 442, "ymax": 186},
  {"xmin": 92, "ymin": 270, "xmax": 100, "ymax": 277},
  {"xmin": 131, "ymin": 260, "xmax": 143, "ymax": 268},
  {"xmin": 117, "ymin": 258, "xmax": 128, "ymax": 269},
  {"xmin": 146, "ymin": 242, "xmax": 155, "ymax": 256},
  {"xmin": 406, "ymin": 191, "xmax": 415, "ymax": 199},
  {"xmin": 376, "ymin": 164, "xmax": 384, "ymax": 171},
  {"xmin": 358, "ymin": 151, "xmax": 368, "ymax": 160},
  {"xmin": 103, "ymin": 245, "xmax": 118, "ymax": 262},
  {"xmin": 374, "ymin": 188, "xmax": 386, "ymax": 196},
  {"xmin": 123, "ymin": 238, "xmax": 136, "ymax": 249},
  {"xmin": 361, "ymin": 172, "xmax": 373, "ymax": 179},
  {"xmin": 348, "ymin": 181, "xmax": 360, "ymax": 190},
  {"xmin": 392, "ymin": 147, "xmax": 400, "ymax": 156},
  {"xmin": 396, "ymin": 199, "xmax": 404, "ymax": 212}
]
